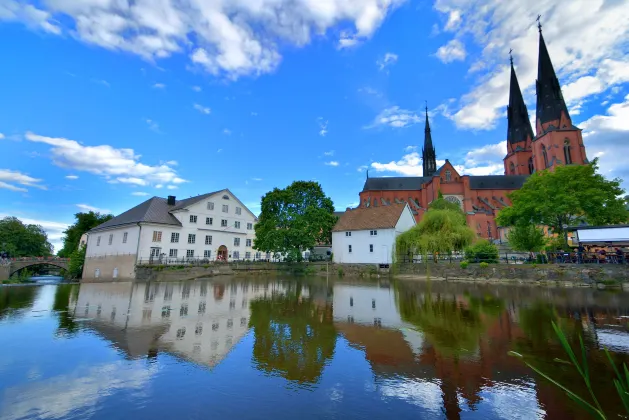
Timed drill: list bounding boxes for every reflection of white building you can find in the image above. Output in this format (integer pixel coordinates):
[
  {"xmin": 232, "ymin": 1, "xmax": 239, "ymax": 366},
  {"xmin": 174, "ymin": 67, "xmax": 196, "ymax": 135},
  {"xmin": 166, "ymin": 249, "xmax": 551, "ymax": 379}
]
[{"xmin": 74, "ymin": 280, "xmax": 293, "ymax": 368}]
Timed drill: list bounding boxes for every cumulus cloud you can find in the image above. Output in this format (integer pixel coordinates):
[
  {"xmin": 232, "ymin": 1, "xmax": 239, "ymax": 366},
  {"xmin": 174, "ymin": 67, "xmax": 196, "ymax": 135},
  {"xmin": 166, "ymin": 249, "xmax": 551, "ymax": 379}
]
[
  {"xmin": 193, "ymin": 103, "xmax": 211, "ymax": 114},
  {"xmin": 131, "ymin": 191, "xmax": 150, "ymax": 196},
  {"xmin": 0, "ymin": 169, "xmax": 46, "ymax": 192},
  {"xmin": 222, "ymin": 129, "xmax": 232, "ymax": 136},
  {"xmin": 77, "ymin": 204, "xmax": 111, "ymax": 213},
  {"xmin": 366, "ymin": 106, "xmax": 421, "ymax": 129},
  {"xmin": 192, "ymin": 86, "xmax": 201, "ymax": 92},
  {"xmin": 1, "ymin": 0, "xmax": 405, "ymax": 79},
  {"xmin": 434, "ymin": 0, "xmax": 629, "ymax": 130},
  {"xmin": 24, "ymin": 132, "xmax": 187, "ymax": 188},
  {"xmin": 324, "ymin": 150, "xmax": 335, "ymax": 156},
  {"xmin": 152, "ymin": 83, "xmax": 165, "ymax": 89},
  {"xmin": 0, "ymin": 133, "xmax": 5, "ymax": 139},
  {"xmin": 377, "ymin": 52, "xmax": 398, "ymax": 71},
  {"xmin": 65, "ymin": 175, "xmax": 79, "ymax": 180},
  {"xmin": 325, "ymin": 161, "xmax": 340, "ymax": 167},
  {"xmin": 435, "ymin": 39, "xmax": 466, "ymax": 63}
]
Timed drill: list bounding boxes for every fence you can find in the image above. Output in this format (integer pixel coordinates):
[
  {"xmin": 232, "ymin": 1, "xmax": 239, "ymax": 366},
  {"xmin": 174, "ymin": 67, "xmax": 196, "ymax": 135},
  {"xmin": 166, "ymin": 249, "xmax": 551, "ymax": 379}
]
[
  {"xmin": 397, "ymin": 251, "xmax": 629, "ymax": 265},
  {"xmin": 398, "ymin": 252, "xmax": 535, "ymax": 265}
]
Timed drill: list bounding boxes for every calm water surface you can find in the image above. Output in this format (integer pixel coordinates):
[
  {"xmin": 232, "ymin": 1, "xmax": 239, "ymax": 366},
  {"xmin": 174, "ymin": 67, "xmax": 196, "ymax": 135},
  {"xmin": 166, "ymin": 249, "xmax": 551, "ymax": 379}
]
[{"xmin": 2, "ymin": 277, "xmax": 629, "ymax": 420}]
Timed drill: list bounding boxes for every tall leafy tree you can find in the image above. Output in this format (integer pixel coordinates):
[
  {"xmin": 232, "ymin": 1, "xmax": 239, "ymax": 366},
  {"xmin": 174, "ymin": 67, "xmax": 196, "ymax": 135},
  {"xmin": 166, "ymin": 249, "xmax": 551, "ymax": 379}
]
[
  {"xmin": 497, "ymin": 160, "xmax": 628, "ymax": 243},
  {"xmin": 507, "ymin": 224, "xmax": 547, "ymax": 256},
  {"xmin": 0, "ymin": 217, "xmax": 53, "ymax": 257},
  {"xmin": 58, "ymin": 211, "xmax": 113, "ymax": 257},
  {"xmin": 254, "ymin": 181, "xmax": 336, "ymax": 257}
]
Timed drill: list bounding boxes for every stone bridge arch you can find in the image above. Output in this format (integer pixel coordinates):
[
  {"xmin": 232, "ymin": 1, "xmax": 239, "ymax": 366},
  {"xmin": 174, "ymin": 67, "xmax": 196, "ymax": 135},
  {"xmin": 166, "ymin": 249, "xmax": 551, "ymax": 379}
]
[{"xmin": 7, "ymin": 260, "xmax": 70, "ymax": 277}]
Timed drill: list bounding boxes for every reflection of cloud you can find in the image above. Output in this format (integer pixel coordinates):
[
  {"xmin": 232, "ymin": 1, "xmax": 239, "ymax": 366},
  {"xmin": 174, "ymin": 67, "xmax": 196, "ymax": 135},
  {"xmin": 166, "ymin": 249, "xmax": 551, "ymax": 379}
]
[
  {"xmin": 379, "ymin": 378, "xmax": 442, "ymax": 413},
  {"xmin": 479, "ymin": 381, "xmax": 544, "ymax": 419},
  {"xmin": 0, "ymin": 361, "xmax": 154, "ymax": 420}
]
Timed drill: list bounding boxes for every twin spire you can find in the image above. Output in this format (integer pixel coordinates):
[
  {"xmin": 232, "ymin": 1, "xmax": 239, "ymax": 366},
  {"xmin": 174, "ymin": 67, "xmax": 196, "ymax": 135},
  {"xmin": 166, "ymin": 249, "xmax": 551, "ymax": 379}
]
[
  {"xmin": 422, "ymin": 105, "xmax": 437, "ymax": 177},
  {"xmin": 508, "ymin": 19, "xmax": 570, "ymax": 144}
]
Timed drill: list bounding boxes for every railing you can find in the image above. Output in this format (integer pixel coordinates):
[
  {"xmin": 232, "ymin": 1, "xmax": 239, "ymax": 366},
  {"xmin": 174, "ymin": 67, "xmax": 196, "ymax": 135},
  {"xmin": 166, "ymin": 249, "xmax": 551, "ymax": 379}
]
[
  {"xmin": 3, "ymin": 257, "xmax": 70, "ymax": 263},
  {"xmin": 397, "ymin": 251, "xmax": 629, "ymax": 265},
  {"xmin": 547, "ymin": 252, "xmax": 628, "ymax": 265}
]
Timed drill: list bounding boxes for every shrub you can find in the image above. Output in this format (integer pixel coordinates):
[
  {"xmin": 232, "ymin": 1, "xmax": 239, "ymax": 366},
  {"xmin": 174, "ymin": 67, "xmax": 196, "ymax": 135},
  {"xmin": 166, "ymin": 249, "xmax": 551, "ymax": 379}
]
[
  {"xmin": 479, "ymin": 262, "xmax": 489, "ymax": 269},
  {"xmin": 460, "ymin": 260, "xmax": 469, "ymax": 269},
  {"xmin": 465, "ymin": 240, "xmax": 499, "ymax": 263},
  {"xmin": 337, "ymin": 267, "xmax": 345, "ymax": 277}
]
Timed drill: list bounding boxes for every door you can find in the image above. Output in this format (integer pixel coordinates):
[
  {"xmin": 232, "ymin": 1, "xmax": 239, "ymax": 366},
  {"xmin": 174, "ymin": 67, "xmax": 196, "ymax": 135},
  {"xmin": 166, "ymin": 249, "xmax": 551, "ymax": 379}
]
[{"xmin": 382, "ymin": 245, "xmax": 388, "ymax": 264}]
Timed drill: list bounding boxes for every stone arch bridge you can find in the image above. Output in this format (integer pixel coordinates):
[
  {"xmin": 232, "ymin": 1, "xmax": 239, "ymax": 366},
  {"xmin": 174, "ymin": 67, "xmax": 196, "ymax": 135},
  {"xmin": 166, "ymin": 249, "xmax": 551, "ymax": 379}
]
[{"xmin": 0, "ymin": 258, "xmax": 70, "ymax": 281}]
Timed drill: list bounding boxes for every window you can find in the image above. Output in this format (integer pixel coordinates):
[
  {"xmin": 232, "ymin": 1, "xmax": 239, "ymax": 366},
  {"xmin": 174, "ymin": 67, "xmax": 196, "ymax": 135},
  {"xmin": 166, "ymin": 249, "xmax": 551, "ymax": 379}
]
[
  {"xmin": 245, "ymin": 252, "xmax": 251, "ymax": 260},
  {"xmin": 348, "ymin": 245, "xmax": 352, "ymax": 253},
  {"xmin": 180, "ymin": 304, "xmax": 188, "ymax": 317},
  {"xmin": 152, "ymin": 231, "xmax": 162, "ymax": 242},
  {"xmin": 189, "ymin": 215, "xmax": 197, "ymax": 223},
  {"xmin": 227, "ymin": 319, "xmax": 233, "ymax": 329},
  {"xmin": 247, "ymin": 223, "xmax": 253, "ymax": 230},
  {"xmin": 350, "ymin": 297, "xmax": 353, "ymax": 307},
  {"xmin": 246, "ymin": 239, "xmax": 252, "ymax": 247},
  {"xmin": 108, "ymin": 234, "xmax": 113, "ymax": 245},
  {"xmin": 241, "ymin": 317, "xmax": 247, "ymax": 327},
  {"xmin": 195, "ymin": 323, "xmax": 203, "ymax": 336},
  {"xmin": 233, "ymin": 251, "xmax": 240, "ymax": 259},
  {"xmin": 369, "ymin": 244, "xmax": 373, "ymax": 253},
  {"xmin": 162, "ymin": 306, "xmax": 170, "ymax": 318},
  {"xmin": 235, "ymin": 207, "xmax": 242, "ymax": 215},
  {"xmin": 123, "ymin": 232, "xmax": 128, "ymax": 244},
  {"xmin": 234, "ymin": 238, "xmax": 240, "ymax": 246},
  {"xmin": 206, "ymin": 217, "xmax": 213, "ymax": 225},
  {"xmin": 370, "ymin": 230, "xmax": 378, "ymax": 236},
  {"xmin": 234, "ymin": 221, "xmax": 241, "ymax": 229},
  {"xmin": 345, "ymin": 231, "xmax": 351, "ymax": 237},
  {"xmin": 255, "ymin": 252, "xmax": 261, "ymax": 260},
  {"xmin": 222, "ymin": 194, "xmax": 230, "ymax": 200},
  {"xmin": 528, "ymin": 157, "xmax": 534, "ymax": 174},
  {"xmin": 230, "ymin": 299, "xmax": 236, "ymax": 309},
  {"xmin": 205, "ymin": 235, "xmax": 212, "ymax": 245},
  {"xmin": 169, "ymin": 249, "xmax": 178, "ymax": 257},
  {"xmin": 204, "ymin": 250, "xmax": 211, "ymax": 258},
  {"xmin": 186, "ymin": 250, "xmax": 194, "ymax": 258},
  {"xmin": 445, "ymin": 170, "xmax": 452, "ymax": 182},
  {"xmin": 509, "ymin": 161, "xmax": 515, "ymax": 175},
  {"xmin": 564, "ymin": 140, "xmax": 573, "ymax": 164},
  {"xmin": 199, "ymin": 301, "xmax": 206, "ymax": 314},
  {"xmin": 171, "ymin": 232, "xmax": 179, "ymax": 243},
  {"xmin": 212, "ymin": 322, "xmax": 219, "ymax": 331},
  {"xmin": 374, "ymin": 317, "xmax": 382, "ymax": 327},
  {"xmin": 222, "ymin": 204, "xmax": 229, "ymax": 213},
  {"xmin": 188, "ymin": 234, "xmax": 196, "ymax": 244},
  {"xmin": 97, "ymin": 236, "xmax": 101, "ymax": 246},
  {"xmin": 372, "ymin": 299, "xmax": 376, "ymax": 309},
  {"xmin": 542, "ymin": 144, "xmax": 549, "ymax": 168},
  {"xmin": 176, "ymin": 328, "xmax": 186, "ymax": 339},
  {"xmin": 207, "ymin": 202, "xmax": 214, "ymax": 210},
  {"xmin": 221, "ymin": 219, "xmax": 228, "ymax": 227}
]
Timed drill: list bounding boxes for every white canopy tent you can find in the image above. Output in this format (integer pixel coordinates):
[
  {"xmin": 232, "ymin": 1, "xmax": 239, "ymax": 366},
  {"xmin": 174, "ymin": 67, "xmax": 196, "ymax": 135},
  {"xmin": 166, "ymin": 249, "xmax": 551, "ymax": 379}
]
[{"xmin": 573, "ymin": 225, "xmax": 629, "ymax": 246}]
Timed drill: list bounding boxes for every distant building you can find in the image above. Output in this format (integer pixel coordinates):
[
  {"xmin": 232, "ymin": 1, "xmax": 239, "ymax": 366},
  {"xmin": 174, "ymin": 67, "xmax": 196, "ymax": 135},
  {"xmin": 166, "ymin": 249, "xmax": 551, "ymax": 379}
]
[
  {"xmin": 358, "ymin": 28, "xmax": 589, "ymax": 241},
  {"xmin": 79, "ymin": 233, "xmax": 88, "ymax": 249},
  {"xmin": 83, "ymin": 189, "xmax": 259, "ymax": 281},
  {"xmin": 331, "ymin": 203, "xmax": 415, "ymax": 264}
]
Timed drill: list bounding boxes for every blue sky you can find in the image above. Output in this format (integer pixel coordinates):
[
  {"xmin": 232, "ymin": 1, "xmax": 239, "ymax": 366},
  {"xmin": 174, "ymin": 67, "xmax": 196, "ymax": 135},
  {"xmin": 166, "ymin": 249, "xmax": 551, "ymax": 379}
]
[{"xmin": 1, "ymin": 0, "xmax": 628, "ymax": 251}]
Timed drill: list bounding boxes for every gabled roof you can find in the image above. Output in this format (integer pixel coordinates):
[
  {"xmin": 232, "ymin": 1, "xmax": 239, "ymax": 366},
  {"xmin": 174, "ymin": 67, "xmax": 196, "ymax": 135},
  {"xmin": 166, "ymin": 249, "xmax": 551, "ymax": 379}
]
[
  {"xmin": 363, "ymin": 177, "xmax": 431, "ymax": 191},
  {"xmin": 469, "ymin": 175, "xmax": 528, "ymax": 190},
  {"xmin": 169, "ymin": 190, "xmax": 224, "ymax": 211},
  {"xmin": 333, "ymin": 203, "xmax": 408, "ymax": 231},
  {"xmin": 90, "ymin": 197, "xmax": 182, "ymax": 232}
]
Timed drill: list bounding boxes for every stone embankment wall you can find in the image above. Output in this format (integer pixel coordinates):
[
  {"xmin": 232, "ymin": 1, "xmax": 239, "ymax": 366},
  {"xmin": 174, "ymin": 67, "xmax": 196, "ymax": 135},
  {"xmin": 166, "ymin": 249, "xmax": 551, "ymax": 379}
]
[{"xmin": 0, "ymin": 266, "xmax": 9, "ymax": 282}]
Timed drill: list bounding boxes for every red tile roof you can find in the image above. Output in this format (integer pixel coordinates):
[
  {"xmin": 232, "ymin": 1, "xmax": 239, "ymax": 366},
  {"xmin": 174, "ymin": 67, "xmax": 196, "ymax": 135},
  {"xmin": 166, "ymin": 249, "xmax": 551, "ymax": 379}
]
[{"xmin": 332, "ymin": 203, "xmax": 407, "ymax": 232}]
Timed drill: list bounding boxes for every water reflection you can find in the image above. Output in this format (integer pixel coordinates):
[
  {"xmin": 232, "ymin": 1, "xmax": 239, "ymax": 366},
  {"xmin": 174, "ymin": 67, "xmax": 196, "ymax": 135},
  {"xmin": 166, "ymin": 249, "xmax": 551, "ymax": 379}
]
[{"xmin": 3, "ymin": 279, "xmax": 629, "ymax": 419}]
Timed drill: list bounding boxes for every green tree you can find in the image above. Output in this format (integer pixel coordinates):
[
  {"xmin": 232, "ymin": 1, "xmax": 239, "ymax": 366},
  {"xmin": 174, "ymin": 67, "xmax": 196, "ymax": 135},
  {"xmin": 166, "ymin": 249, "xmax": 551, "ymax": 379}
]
[
  {"xmin": 0, "ymin": 217, "xmax": 53, "ymax": 257},
  {"xmin": 465, "ymin": 240, "xmax": 500, "ymax": 263},
  {"xmin": 254, "ymin": 181, "xmax": 336, "ymax": 257},
  {"xmin": 58, "ymin": 211, "xmax": 113, "ymax": 257},
  {"xmin": 396, "ymin": 200, "xmax": 475, "ymax": 262},
  {"xmin": 65, "ymin": 245, "xmax": 86, "ymax": 279},
  {"xmin": 507, "ymin": 224, "xmax": 547, "ymax": 257},
  {"xmin": 497, "ymin": 160, "xmax": 628, "ymax": 244}
]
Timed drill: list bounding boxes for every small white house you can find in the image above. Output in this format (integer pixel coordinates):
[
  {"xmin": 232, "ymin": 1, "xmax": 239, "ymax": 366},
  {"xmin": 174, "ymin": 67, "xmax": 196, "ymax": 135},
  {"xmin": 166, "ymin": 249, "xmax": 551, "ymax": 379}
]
[{"xmin": 331, "ymin": 203, "xmax": 416, "ymax": 264}]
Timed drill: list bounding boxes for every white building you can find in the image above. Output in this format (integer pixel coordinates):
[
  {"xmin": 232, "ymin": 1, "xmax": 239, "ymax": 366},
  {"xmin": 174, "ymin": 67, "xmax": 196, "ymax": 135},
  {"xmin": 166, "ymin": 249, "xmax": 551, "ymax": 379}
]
[
  {"xmin": 83, "ymin": 189, "xmax": 265, "ymax": 280},
  {"xmin": 331, "ymin": 203, "xmax": 415, "ymax": 264}
]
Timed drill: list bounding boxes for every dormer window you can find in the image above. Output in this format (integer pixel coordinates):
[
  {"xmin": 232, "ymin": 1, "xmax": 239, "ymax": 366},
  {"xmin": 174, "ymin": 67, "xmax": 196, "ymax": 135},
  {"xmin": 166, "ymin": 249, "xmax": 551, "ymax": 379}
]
[{"xmin": 222, "ymin": 195, "xmax": 230, "ymax": 200}]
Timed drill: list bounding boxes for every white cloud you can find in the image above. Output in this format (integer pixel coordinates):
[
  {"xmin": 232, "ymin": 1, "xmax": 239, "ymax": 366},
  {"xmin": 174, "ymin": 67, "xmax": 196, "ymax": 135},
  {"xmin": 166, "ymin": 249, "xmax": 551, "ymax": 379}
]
[
  {"xmin": 152, "ymin": 83, "xmax": 165, "ymax": 89},
  {"xmin": 77, "ymin": 204, "xmax": 111, "ymax": 213},
  {"xmin": 92, "ymin": 79, "xmax": 110, "ymax": 88},
  {"xmin": 222, "ymin": 129, "xmax": 232, "ymax": 135},
  {"xmin": 145, "ymin": 119, "xmax": 160, "ymax": 132},
  {"xmin": 435, "ymin": 39, "xmax": 466, "ymax": 63},
  {"xmin": 155, "ymin": 184, "xmax": 164, "ymax": 189},
  {"xmin": 193, "ymin": 103, "xmax": 211, "ymax": 114},
  {"xmin": 377, "ymin": 52, "xmax": 398, "ymax": 71},
  {"xmin": 325, "ymin": 161, "xmax": 339, "ymax": 167},
  {"xmin": 367, "ymin": 106, "xmax": 421, "ymax": 129},
  {"xmin": 0, "ymin": 0, "xmax": 406, "ymax": 79},
  {"xmin": 251, "ymin": 177, "xmax": 263, "ymax": 181},
  {"xmin": 435, "ymin": 0, "xmax": 629, "ymax": 130},
  {"xmin": 0, "ymin": 214, "xmax": 69, "ymax": 252},
  {"xmin": 0, "ymin": 169, "xmax": 46, "ymax": 192},
  {"xmin": 192, "ymin": 85, "xmax": 201, "ymax": 92},
  {"xmin": 357, "ymin": 165, "xmax": 369, "ymax": 172},
  {"xmin": 404, "ymin": 145, "xmax": 417, "ymax": 152},
  {"xmin": 166, "ymin": 185, "xmax": 177, "ymax": 190},
  {"xmin": 0, "ymin": 133, "xmax": 5, "ymax": 139},
  {"xmin": 131, "ymin": 191, "xmax": 150, "ymax": 196},
  {"xmin": 216, "ymin": 149, "xmax": 222, "ymax": 153},
  {"xmin": 317, "ymin": 118, "xmax": 328, "ymax": 137},
  {"xmin": 251, "ymin": 111, "xmax": 258, "ymax": 116},
  {"xmin": 324, "ymin": 150, "xmax": 335, "ymax": 156},
  {"xmin": 24, "ymin": 132, "xmax": 187, "ymax": 188},
  {"xmin": 65, "ymin": 175, "xmax": 79, "ymax": 180},
  {"xmin": 371, "ymin": 152, "xmax": 424, "ymax": 176}
]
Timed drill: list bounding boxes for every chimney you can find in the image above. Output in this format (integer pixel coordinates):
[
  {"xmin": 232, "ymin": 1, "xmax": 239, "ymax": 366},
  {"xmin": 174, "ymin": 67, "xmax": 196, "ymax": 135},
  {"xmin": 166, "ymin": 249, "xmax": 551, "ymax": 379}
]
[{"xmin": 167, "ymin": 195, "xmax": 176, "ymax": 205}]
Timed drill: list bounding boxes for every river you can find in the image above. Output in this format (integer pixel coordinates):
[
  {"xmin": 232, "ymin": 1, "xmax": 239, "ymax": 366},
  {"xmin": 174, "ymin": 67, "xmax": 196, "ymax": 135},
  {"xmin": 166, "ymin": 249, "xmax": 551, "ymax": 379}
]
[{"xmin": 1, "ymin": 277, "xmax": 629, "ymax": 419}]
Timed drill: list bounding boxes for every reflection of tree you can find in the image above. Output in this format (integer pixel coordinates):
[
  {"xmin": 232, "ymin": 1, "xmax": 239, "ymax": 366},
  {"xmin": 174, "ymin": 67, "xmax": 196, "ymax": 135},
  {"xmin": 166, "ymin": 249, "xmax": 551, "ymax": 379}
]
[
  {"xmin": 0, "ymin": 286, "xmax": 37, "ymax": 320},
  {"xmin": 52, "ymin": 284, "xmax": 80, "ymax": 336},
  {"xmin": 249, "ymin": 286, "xmax": 336, "ymax": 385}
]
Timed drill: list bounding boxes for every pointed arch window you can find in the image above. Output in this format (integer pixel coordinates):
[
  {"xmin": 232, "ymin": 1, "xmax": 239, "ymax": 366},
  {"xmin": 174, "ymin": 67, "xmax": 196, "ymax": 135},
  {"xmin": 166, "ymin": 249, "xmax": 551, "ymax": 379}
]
[
  {"xmin": 563, "ymin": 139, "xmax": 573, "ymax": 164},
  {"xmin": 509, "ymin": 162, "xmax": 515, "ymax": 175},
  {"xmin": 445, "ymin": 170, "xmax": 452, "ymax": 182},
  {"xmin": 528, "ymin": 157, "xmax": 534, "ymax": 174},
  {"xmin": 542, "ymin": 144, "xmax": 549, "ymax": 168}
]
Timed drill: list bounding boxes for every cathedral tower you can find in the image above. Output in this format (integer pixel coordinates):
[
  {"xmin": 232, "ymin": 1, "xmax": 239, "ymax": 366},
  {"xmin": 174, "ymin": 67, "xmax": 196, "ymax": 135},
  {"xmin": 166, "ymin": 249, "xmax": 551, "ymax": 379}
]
[{"xmin": 422, "ymin": 106, "xmax": 437, "ymax": 177}]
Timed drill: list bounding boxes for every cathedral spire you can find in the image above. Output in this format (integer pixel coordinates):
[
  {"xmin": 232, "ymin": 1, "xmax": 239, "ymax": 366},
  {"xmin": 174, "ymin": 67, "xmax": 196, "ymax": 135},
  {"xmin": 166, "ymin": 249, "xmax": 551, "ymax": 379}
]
[
  {"xmin": 422, "ymin": 104, "xmax": 437, "ymax": 177},
  {"xmin": 536, "ymin": 22, "xmax": 570, "ymax": 129},
  {"xmin": 507, "ymin": 57, "xmax": 534, "ymax": 145}
]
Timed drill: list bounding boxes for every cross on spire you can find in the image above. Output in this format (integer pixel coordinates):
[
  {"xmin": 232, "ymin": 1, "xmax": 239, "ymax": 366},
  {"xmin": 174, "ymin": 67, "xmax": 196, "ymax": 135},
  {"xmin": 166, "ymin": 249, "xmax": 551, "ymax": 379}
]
[
  {"xmin": 509, "ymin": 48, "xmax": 513, "ymax": 65},
  {"xmin": 537, "ymin": 14, "xmax": 542, "ymax": 33}
]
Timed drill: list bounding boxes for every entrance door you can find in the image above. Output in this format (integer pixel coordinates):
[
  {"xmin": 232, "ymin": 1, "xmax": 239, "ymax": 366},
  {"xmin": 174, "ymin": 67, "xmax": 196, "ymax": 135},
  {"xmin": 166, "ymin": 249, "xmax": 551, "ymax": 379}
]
[{"xmin": 217, "ymin": 245, "xmax": 228, "ymax": 261}]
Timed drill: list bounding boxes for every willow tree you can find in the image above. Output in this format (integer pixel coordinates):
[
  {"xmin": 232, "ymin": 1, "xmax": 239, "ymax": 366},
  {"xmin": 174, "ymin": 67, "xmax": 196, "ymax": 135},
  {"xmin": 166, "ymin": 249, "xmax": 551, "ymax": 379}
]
[{"xmin": 396, "ymin": 199, "xmax": 475, "ymax": 262}]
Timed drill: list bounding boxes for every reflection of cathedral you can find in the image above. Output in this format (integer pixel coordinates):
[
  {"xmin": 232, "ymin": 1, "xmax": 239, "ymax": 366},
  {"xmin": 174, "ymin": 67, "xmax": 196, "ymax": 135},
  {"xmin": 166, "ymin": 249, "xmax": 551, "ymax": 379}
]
[{"xmin": 358, "ymin": 27, "xmax": 589, "ymax": 241}]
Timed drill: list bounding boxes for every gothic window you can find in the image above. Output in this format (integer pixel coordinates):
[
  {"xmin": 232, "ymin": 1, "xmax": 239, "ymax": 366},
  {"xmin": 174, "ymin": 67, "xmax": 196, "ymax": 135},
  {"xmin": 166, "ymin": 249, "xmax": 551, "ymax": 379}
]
[
  {"xmin": 509, "ymin": 162, "xmax": 515, "ymax": 175},
  {"xmin": 528, "ymin": 157, "xmax": 534, "ymax": 174},
  {"xmin": 445, "ymin": 170, "xmax": 452, "ymax": 182},
  {"xmin": 444, "ymin": 196, "xmax": 462, "ymax": 209},
  {"xmin": 487, "ymin": 222, "xmax": 492, "ymax": 239},
  {"xmin": 542, "ymin": 144, "xmax": 549, "ymax": 168},
  {"xmin": 563, "ymin": 139, "xmax": 572, "ymax": 164}
]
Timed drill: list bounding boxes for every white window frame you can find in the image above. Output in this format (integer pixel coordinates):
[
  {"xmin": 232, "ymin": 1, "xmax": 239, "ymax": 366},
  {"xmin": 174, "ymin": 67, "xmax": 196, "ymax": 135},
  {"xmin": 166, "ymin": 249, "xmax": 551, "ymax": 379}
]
[
  {"xmin": 186, "ymin": 250, "xmax": 194, "ymax": 258},
  {"xmin": 169, "ymin": 249, "xmax": 178, "ymax": 257},
  {"xmin": 97, "ymin": 236, "xmax": 101, "ymax": 246},
  {"xmin": 235, "ymin": 207, "xmax": 242, "ymax": 215},
  {"xmin": 222, "ymin": 204, "xmax": 229, "ymax": 213},
  {"xmin": 247, "ymin": 223, "xmax": 253, "ymax": 230},
  {"xmin": 369, "ymin": 244, "xmax": 373, "ymax": 253},
  {"xmin": 188, "ymin": 234, "xmax": 196, "ymax": 244},
  {"xmin": 221, "ymin": 219, "xmax": 228, "ymax": 227},
  {"xmin": 233, "ymin": 251, "xmax": 240, "ymax": 259},
  {"xmin": 190, "ymin": 215, "xmax": 197, "ymax": 223},
  {"xmin": 204, "ymin": 250, "xmax": 211, "ymax": 258},
  {"xmin": 246, "ymin": 239, "xmax": 252, "ymax": 247},
  {"xmin": 370, "ymin": 230, "xmax": 378, "ymax": 236},
  {"xmin": 152, "ymin": 231, "xmax": 162, "ymax": 242},
  {"xmin": 234, "ymin": 237, "xmax": 240, "ymax": 247},
  {"xmin": 234, "ymin": 221, "xmax": 241, "ymax": 229},
  {"xmin": 108, "ymin": 234, "xmax": 113, "ymax": 245},
  {"xmin": 171, "ymin": 233, "xmax": 179, "ymax": 243},
  {"xmin": 346, "ymin": 231, "xmax": 351, "ymax": 237},
  {"xmin": 207, "ymin": 202, "xmax": 214, "ymax": 210},
  {"xmin": 245, "ymin": 252, "xmax": 251, "ymax": 260},
  {"xmin": 206, "ymin": 217, "xmax": 213, "ymax": 225},
  {"xmin": 205, "ymin": 235, "xmax": 212, "ymax": 245},
  {"xmin": 122, "ymin": 232, "xmax": 128, "ymax": 244},
  {"xmin": 348, "ymin": 245, "xmax": 352, "ymax": 253}
]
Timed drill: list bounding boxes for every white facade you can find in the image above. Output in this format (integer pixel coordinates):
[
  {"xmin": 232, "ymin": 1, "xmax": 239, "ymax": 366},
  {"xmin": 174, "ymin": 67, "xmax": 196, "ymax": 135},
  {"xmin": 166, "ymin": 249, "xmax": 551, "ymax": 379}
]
[{"xmin": 332, "ymin": 204, "xmax": 416, "ymax": 264}]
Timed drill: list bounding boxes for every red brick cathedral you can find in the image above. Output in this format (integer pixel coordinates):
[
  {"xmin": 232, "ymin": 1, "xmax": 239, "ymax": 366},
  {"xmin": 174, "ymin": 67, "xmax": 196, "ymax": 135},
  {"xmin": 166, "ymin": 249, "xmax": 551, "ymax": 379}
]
[{"xmin": 358, "ymin": 27, "xmax": 588, "ymax": 240}]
